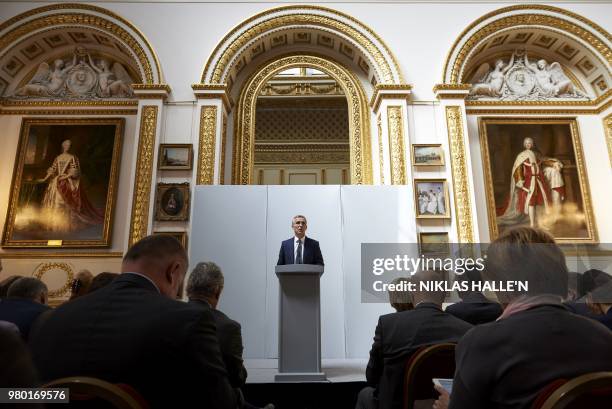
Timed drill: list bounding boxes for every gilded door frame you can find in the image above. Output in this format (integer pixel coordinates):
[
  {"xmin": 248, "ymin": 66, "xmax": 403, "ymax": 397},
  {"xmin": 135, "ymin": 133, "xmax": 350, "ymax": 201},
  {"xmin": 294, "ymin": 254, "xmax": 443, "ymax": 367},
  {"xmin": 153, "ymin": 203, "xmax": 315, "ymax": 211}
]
[{"xmin": 232, "ymin": 54, "xmax": 372, "ymax": 185}]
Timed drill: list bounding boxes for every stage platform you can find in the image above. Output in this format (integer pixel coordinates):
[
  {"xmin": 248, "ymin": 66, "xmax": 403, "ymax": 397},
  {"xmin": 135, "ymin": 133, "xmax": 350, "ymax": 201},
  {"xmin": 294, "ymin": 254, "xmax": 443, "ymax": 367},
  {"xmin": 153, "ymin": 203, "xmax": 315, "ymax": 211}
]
[
  {"xmin": 245, "ymin": 359, "xmax": 367, "ymax": 383},
  {"xmin": 243, "ymin": 359, "xmax": 368, "ymax": 409}
]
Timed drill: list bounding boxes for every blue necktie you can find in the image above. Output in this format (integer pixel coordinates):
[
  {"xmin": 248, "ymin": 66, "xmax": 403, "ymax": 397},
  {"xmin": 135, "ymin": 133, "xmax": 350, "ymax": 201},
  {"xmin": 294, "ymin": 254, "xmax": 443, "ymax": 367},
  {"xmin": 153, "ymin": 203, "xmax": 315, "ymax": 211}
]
[{"xmin": 296, "ymin": 240, "xmax": 303, "ymax": 264}]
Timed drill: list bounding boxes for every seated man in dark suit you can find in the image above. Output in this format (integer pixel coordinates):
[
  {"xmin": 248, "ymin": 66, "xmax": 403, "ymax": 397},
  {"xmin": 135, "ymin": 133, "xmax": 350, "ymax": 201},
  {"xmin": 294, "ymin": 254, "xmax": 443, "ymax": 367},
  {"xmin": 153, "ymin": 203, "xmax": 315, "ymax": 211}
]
[
  {"xmin": 0, "ymin": 277, "xmax": 50, "ymax": 340},
  {"xmin": 277, "ymin": 215, "xmax": 324, "ymax": 265},
  {"xmin": 356, "ymin": 270, "xmax": 473, "ymax": 409},
  {"xmin": 445, "ymin": 271, "xmax": 502, "ymax": 325},
  {"xmin": 30, "ymin": 235, "xmax": 241, "ymax": 409},
  {"xmin": 434, "ymin": 227, "xmax": 612, "ymax": 409},
  {"xmin": 187, "ymin": 262, "xmax": 274, "ymax": 409},
  {"xmin": 588, "ymin": 281, "xmax": 612, "ymax": 330}
]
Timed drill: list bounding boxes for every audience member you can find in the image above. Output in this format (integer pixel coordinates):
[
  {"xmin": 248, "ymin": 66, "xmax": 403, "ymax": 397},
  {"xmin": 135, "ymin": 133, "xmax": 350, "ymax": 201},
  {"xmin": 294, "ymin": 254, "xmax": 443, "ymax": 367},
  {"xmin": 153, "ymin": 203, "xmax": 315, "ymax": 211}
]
[
  {"xmin": 0, "ymin": 275, "xmax": 22, "ymax": 298},
  {"xmin": 588, "ymin": 281, "xmax": 612, "ymax": 330},
  {"xmin": 388, "ymin": 277, "xmax": 413, "ymax": 312},
  {"xmin": 30, "ymin": 235, "xmax": 241, "ymax": 409},
  {"xmin": 69, "ymin": 269, "xmax": 94, "ymax": 300},
  {"xmin": 88, "ymin": 272, "xmax": 119, "ymax": 293},
  {"xmin": 356, "ymin": 270, "xmax": 472, "ymax": 409},
  {"xmin": 0, "ymin": 327, "xmax": 43, "ymax": 408},
  {"xmin": 0, "ymin": 277, "xmax": 50, "ymax": 340},
  {"xmin": 445, "ymin": 271, "xmax": 502, "ymax": 324},
  {"xmin": 434, "ymin": 227, "xmax": 612, "ymax": 409},
  {"xmin": 187, "ymin": 262, "xmax": 247, "ymax": 387},
  {"xmin": 187, "ymin": 262, "xmax": 273, "ymax": 409},
  {"xmin": 564, "ymin": 269, "xmax": 611, "ymax": 317}
]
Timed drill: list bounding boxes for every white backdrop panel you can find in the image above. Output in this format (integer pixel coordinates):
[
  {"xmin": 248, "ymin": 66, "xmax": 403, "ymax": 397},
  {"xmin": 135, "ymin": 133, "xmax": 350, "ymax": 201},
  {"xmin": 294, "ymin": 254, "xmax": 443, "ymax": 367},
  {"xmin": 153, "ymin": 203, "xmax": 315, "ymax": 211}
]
[
  {"xmin": 341, "ymin": 186, "xmax": 418, "ymax": 358},
  {"xmin": 265, "ymin": 186, "xmax": 345, "ymax": 359},
  {"xmin": 190, "ymin": 185, "xmax": 417, "ymax": 359},
  {"xmin": 190, "ymin": 186, "xmax": 268, "ymax": 358}
]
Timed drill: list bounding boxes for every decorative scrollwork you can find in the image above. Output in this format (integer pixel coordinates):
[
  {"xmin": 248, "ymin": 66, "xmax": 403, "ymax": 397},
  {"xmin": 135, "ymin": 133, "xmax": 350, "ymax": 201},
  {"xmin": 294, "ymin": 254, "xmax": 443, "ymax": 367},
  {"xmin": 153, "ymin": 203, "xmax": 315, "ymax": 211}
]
[
  {"xmin": 445, "ymin": 106, "xmax": 474, "ymax": 243},
  {"xmin": 129, "ymin": 105, "xmax": 158, "ymax": 247},
  {"xmin": 197, "ymin": 106, "xmax": 218, "ymax": 185},
  {"xmin": 387, "ymin": 106, "xmax": 406, "ymax": 184},
  {"xmin": 34, "ymin": 262, "xmax": 74, "ymax": 298}
]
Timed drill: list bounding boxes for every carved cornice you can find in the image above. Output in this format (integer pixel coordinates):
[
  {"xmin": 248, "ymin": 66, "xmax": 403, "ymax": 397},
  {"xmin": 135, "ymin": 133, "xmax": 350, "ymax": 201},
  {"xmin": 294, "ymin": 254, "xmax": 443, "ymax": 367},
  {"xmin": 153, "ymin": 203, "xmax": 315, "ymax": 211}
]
[
  {"xmin": 370, "ymin": 84, "xmax": 412, "ymax": 112},
  {"xmin": 196, "ymin": 106, "xmax": 217, "ymax": 185},
  {"xmin": 387, "ymin": 106, "xmax": 406, "ymax": 184},
  {"xmin": 254, "ymin": 144, "xmax": 350, "ymax": 164},
  {"xmin": 434, "ymin": 84, "xmax": 471, "ymax": 100},
  {"xmin": 129, "ymin": 105, "xmax": 158, "ymax": 247},
  {"xmin": 445, "ymin": 106, "xmax": 474, "ymax": 243},
  {"xmin": 192, "ymin": 84, "xmax": 232, "ymax": 112},
  {"xmin": 0, "ymin": 99, "xmax": 138, "ymax": 107},
  {"xmin": 132, "ymin": 84, "xmax": 170, "ymax": 100},
  {"xmin": 0, "ymin": 109, "xmax": 137, "ymax": 116}
]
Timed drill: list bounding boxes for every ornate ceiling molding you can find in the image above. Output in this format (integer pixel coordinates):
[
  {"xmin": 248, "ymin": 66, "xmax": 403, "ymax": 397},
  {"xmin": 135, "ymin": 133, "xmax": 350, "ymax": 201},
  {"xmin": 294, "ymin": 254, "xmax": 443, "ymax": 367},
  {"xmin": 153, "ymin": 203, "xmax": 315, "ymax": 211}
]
[
  {"xmin": 0, "ymin": 3, "xmax": 162, "ymax": 84},
  {"xmin": 200, "ymin": 5, "xmax": 403, "ymax": 85},
  {"xmin": 443, "ymin": 5, "xmax": 612, "ymax": 90}
]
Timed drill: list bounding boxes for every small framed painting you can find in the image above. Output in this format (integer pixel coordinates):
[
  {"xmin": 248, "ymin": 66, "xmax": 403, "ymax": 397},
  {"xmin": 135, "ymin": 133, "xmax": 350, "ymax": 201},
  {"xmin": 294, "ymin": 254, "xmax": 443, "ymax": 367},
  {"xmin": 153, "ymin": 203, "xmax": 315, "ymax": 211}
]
[
  {"xmin": 414, "ymin": 179, "xmax": 450, "ymax": 219},
  {"xmin": 419, "ymin": 232, "xmax": 450, "ymax": 256},
  {"xmin": 154, "ymin": 231, "xmax": 187, "ymax": 248},
  {"xmin": 412, "ymin": 144, "xmax": 444, "ymax": 166},
  {"xmin": 158, "ymin": 144, "xmax": 193, "ymax": 170},
  {"xmin": 154, "ymin": 183, "xmax": 190, "ymax": 221}
]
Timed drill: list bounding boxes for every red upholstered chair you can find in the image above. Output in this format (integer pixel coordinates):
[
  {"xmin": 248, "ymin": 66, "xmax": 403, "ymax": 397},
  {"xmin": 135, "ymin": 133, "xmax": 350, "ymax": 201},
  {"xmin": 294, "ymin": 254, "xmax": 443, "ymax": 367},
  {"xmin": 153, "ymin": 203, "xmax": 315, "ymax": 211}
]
[
  {"xmin": 402, "ymin": 343, "xmax": 456, "ymax": 409},
  {"xmin": 530, "ymin": 379, "xmax": 568, "ymax": 409},
  {"xmin": 43, "ymin": 377, "xmax": 148, "ymax": 409},
  {"xmin": 536, "ymin": 372, "xmax": 612, "ymax": 409}
]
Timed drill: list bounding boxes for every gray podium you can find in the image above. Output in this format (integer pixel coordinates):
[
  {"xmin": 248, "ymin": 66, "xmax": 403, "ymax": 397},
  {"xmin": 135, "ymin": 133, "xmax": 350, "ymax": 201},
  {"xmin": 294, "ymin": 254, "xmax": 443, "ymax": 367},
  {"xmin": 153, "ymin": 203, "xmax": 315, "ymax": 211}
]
[{"xmin": 274, "ymin": 264, "xmax": 326, "ymax": 382}]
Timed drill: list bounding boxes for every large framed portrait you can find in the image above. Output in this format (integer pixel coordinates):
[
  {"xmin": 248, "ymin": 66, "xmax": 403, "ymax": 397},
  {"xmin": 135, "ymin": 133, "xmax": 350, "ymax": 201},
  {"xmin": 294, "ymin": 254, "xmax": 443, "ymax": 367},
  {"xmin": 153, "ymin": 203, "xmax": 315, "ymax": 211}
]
[
  {"xmin": 479, "ymin": 118, "xmax": 597, "ymax": 243},
  {"xmin": 2, "ymin": 118, "xmax": 123, "ymax": 247},
  {"xmin": 154, "ymin": 183, "xmax": 190, "ymax": 221},
  {"xmin": 414, "ymin": 179, "xmax": 450, "ymax": 219}
]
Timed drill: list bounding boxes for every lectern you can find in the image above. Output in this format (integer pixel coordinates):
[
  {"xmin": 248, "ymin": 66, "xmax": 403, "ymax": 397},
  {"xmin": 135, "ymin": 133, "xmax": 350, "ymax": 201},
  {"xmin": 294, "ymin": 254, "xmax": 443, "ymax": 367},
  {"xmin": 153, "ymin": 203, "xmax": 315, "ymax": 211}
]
[{"xmin": 274, "ymin": 264, "xmax": 326, "ymax": 382}]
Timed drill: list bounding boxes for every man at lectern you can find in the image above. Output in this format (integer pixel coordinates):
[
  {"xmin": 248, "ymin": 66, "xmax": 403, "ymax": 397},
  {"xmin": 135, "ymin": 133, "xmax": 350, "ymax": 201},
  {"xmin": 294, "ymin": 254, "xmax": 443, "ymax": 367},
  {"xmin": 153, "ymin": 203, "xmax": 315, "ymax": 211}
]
[{"xmin": 277, "ymin": 215, "xmax": 324, "ymax": 266}]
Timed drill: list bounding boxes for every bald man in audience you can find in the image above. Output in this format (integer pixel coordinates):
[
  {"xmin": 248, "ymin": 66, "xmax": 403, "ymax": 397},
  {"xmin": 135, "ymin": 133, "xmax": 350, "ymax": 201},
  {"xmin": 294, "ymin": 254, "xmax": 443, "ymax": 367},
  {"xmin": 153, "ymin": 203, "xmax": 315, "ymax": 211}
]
[
  {"xmin": 30, "ymin": 235, "xmax": 241, "ymax": 409},
  {"xmin": 356, "ymin": 270, "xmax": 472, "ymax": 409}
]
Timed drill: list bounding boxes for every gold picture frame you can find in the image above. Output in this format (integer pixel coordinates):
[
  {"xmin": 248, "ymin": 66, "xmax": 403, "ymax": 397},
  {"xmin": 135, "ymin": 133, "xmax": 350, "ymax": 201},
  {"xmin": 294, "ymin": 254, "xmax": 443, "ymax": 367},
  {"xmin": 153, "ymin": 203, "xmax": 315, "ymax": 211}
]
[
  {"xmin": 419, "ymin": 232, "xmax": 450, "ymax": 256},
  {"xmin": 154, "ymin": 231, "xmax": 188, "ymax": 248},
  {"xmin": 412, "ymin": 144, "xmax": 444, "ymax": 166},
  {"xmin": 154, "ymin": 183, "xmax": 190, "ymax": 221},
  {"xmin": 158, "ymin": 144, "xmax": 193, "ymax": 170},
  {"xmin": 2, "ymin": 118, "xmax": 124, "ymax": 248},
  {"xmin": 479, "ymin": 117, "xmax": 597, "ymax": 243},
  {"xmin": 414, "ymin": 179, "xmax": 451, "ymax": 219}
]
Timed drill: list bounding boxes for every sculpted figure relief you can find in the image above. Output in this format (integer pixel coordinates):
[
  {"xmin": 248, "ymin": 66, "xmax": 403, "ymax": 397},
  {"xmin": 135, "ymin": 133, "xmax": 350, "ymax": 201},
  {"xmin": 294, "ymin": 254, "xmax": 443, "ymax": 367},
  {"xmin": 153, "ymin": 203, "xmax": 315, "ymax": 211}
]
[
  {"xmin": 469, "ymin": 50, "xmax": 587, "ymax": 101},
  {"xmin": 11, "ymin": 47, "xmax": 134, "ymax": 100}
]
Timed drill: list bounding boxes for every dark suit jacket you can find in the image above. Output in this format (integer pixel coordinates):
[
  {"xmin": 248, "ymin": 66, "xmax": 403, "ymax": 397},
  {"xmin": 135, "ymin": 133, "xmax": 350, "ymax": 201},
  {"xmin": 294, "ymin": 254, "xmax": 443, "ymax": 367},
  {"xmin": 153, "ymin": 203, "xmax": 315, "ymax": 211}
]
[
  {"xmin": 190, "ymin": 300, "xmax": 248, "ymax": 387},
  {"xmin": 277, "ymin": 236, "xmax": 324, "ymax": 265},
  {"xmin": 445, "ymin": 292, "xmax": 503, "ymax": 325},
  {"xmin": 0, "ymin": 298, "xmax": 50, "ymax": 340},
  {"xmin": 366, "ymin": 303, "xmax": 473, "ymax": 409},
  {"xmin": 30, "ymin": 273, "xmax": 239, "ymax": 409},
  {"xmin": 449, "ymin": 304, "xmax": 612, "ymax": 409},
  {"xmin": 595, "ymin": 308, "xmax": 612, "ymax": 330}
]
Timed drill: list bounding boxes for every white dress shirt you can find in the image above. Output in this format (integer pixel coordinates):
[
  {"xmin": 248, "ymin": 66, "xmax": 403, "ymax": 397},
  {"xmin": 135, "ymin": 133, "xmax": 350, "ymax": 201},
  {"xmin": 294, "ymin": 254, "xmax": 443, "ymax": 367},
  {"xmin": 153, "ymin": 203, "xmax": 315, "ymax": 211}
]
[{"xmin": 293, "ymin": 236, "xmax": 306, "ymax": 263}]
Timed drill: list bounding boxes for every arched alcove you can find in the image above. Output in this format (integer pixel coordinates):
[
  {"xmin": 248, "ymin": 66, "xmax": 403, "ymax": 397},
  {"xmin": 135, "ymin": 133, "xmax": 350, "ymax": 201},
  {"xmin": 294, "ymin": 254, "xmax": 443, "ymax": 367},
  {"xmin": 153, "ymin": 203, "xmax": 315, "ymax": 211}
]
[
  {"xmin": 0, "ymin": 3, "xmax": 163, "ymax": 98},
  {"xmin": 443, "ymin": 4, "xmax": 611, "ymax": 101}
]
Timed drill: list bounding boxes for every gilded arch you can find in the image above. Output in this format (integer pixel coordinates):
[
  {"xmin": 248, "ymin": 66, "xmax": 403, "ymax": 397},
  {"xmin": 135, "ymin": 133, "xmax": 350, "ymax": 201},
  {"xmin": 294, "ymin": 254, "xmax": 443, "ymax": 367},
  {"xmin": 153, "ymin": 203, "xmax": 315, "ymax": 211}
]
[
  {"xmin": 201, "ymin": 5, "xmax": 404, "ymax": 86},
  {"xmin": 0, "ymin": 3, "xmax": 163, "ymax": 85},
  {"xmin": 443, "ymin": 4, "xmax": 612, "ymax": 86},
  {"xmin": 233, "ymin": 54, "xmax": 372, "ymax": 185}
]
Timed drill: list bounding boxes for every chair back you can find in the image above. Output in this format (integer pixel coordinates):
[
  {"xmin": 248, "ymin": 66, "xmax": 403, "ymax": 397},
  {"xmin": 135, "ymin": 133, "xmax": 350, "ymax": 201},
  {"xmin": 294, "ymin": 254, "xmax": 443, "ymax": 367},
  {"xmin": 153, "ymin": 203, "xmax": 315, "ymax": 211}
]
[
  {"xmin": 402, "ymin": 343, "xmax": 456, "ymax": 409},
  {"xmin": 43, "ymin": 377, "xmax": 147, "ymax": 409},
  {"xmin": 539, "ymin": 372, "xmax": 612, "ymax": 409}
]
